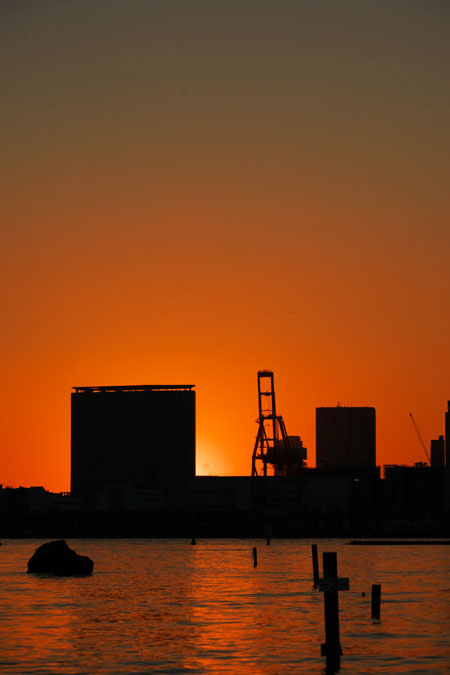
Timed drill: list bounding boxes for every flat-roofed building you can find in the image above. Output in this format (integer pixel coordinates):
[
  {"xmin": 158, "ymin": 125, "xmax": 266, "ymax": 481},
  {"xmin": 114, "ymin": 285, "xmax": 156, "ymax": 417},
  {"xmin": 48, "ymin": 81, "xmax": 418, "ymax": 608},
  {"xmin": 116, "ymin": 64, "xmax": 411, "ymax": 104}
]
[
  {"xmin": 316, "ymin": 406, "xmax": 376, "ymax": 469},
  {"xmin": 71, "ymin": 384, "xmax": 195, "ymax": 508},
  {"xmin": 431, "ymin": 436, "xmax": 445, "ymax": 467},
  {"xmin": 384, "ymin": 464, "xmax": 447, "ymax": 521}
]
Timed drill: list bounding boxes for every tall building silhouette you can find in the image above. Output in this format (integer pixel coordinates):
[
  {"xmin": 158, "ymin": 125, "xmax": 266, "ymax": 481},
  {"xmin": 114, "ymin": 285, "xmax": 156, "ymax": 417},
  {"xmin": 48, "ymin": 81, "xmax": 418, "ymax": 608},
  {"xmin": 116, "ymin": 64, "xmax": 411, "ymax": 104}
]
[
  {"xmin": 430, "ymin": 435, "xmax": 445, "ymax": 467},
  {"xmin": 316, "ymin": 406, "xmax": 376, "ymax": 468},
  {"xmin": 445, "ymin": 401, "xmax": 450, "ymax": 466},
  {"xmin": 71, "ymin": 385, "xmax": 195, "ymax": 508}
]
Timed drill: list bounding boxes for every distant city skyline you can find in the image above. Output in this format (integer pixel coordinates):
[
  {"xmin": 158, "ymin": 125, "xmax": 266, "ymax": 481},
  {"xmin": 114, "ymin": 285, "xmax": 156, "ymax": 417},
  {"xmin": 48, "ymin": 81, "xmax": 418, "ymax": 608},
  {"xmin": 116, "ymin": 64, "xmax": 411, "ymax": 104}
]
[{"xmin": 1, "ymin": 0, "xmax": 450, "ymax": 492}]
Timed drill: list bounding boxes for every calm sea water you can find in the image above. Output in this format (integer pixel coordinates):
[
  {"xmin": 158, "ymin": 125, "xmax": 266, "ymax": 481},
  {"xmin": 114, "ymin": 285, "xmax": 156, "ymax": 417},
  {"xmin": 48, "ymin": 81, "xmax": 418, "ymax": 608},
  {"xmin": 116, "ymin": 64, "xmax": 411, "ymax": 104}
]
[{"xmin": 0, "ymin": 538, "xmax": 449, "ymax": 674}]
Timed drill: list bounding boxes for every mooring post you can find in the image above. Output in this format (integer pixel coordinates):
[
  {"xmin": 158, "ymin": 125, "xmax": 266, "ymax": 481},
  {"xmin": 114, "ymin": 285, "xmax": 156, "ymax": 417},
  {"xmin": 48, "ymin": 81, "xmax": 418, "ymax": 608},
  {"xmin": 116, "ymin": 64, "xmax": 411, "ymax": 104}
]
[
  {"xmin": 312, "ymin": 543, "xmax": 319, "ymax": 588},
  {"xmin": 253, "ymin": 547, "xmax": 258, "ymax": 567},
  {"xmin": 319, "ymin": 552, "xmax": 349, "ymax": 673},
  {"xmin": 371, "ymin": 584, "xmax": 381, "ymax": 619}
]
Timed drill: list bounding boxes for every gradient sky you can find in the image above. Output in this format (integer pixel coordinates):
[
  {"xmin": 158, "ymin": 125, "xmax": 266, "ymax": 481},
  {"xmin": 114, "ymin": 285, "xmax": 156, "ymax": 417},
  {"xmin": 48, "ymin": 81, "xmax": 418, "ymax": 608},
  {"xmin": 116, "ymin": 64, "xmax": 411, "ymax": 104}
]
[{"xmin": 1, "ymin": 0, "xmax": 449, "ymax": 492}]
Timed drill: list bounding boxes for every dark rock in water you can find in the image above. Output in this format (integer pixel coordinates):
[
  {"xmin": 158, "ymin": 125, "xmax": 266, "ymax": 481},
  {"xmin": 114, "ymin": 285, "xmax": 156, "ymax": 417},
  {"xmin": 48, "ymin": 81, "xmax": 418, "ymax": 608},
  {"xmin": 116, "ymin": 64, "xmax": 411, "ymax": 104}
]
[{"xmin": 27, "ymin": 540, "xmax": 94, "ymax": 575}]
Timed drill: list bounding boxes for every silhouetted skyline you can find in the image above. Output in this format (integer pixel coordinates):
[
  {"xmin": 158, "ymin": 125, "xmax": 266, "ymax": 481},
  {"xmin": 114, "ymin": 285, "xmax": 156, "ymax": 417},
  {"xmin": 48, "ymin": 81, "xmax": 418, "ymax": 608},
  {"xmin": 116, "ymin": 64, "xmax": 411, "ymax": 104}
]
[{"xmin": 1, "ymin": 1, "xmax": 450, "ymax": 492}]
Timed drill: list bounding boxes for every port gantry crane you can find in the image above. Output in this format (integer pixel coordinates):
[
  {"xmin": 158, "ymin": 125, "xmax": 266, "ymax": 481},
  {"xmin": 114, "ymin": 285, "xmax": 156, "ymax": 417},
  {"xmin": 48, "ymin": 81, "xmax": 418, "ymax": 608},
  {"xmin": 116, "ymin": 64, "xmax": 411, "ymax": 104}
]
[{"xmin": 251, "ymin": 370, "xmax": 305, "ymax": 527}]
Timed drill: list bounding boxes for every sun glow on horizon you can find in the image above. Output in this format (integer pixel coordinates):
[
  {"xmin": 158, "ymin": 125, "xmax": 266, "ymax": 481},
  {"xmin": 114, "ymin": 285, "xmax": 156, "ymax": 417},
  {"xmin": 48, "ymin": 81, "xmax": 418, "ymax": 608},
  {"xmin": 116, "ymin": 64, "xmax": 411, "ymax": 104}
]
[{"xmin": 1, "ymin": 2, "xmax": 449, "ymax": 490}]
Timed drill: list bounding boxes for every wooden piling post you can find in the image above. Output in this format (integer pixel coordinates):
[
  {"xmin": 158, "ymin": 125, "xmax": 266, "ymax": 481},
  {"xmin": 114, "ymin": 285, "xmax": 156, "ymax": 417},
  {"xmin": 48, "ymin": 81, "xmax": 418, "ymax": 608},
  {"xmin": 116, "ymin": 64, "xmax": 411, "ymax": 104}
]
[
  {"xmin": 312, "ymin": 543, "xmax": 319, "ymax": 588},
  {"xmin": 371, "ymin": 584, "xmax": 381, "ymax": 619},
  {"xmin": 319, "ymin": 552, "xmax": 349, "ymax": 673},
  {"xmin": 253, "ymin": 547, "xmax": 258, "ymax": 567}
]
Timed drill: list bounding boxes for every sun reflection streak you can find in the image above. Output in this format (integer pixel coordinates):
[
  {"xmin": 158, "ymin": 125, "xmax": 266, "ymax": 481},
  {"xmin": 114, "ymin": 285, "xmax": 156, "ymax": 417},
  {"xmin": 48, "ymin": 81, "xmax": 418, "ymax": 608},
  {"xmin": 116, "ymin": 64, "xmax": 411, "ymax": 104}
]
[{"xmin": 0, "ymin": 539, "xmax": 449, "ymax": 674}]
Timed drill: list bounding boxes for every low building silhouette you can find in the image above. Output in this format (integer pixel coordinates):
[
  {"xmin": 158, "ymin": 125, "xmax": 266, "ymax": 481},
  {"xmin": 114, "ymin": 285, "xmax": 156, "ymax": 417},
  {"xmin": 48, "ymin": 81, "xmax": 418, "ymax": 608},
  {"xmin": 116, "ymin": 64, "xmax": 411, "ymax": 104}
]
[{"xmin": 383, "ymin": 464, "xmax": 449, "ymax": 533}]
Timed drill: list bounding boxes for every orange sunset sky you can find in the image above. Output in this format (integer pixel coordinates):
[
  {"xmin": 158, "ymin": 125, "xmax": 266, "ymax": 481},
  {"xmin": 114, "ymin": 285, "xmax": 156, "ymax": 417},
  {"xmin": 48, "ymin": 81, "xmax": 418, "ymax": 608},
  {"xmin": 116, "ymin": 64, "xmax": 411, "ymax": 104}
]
[{"xmin": 1, "ymin": 1, "xmax": 449, "ymax": 492}]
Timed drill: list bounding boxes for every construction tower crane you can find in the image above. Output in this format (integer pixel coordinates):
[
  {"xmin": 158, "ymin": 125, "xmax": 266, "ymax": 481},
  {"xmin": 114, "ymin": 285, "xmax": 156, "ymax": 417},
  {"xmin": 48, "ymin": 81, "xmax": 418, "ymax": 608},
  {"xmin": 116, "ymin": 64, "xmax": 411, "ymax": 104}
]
[{"xmin": 409, "ymin": 413, "xmax": 431, "ymax": 464}]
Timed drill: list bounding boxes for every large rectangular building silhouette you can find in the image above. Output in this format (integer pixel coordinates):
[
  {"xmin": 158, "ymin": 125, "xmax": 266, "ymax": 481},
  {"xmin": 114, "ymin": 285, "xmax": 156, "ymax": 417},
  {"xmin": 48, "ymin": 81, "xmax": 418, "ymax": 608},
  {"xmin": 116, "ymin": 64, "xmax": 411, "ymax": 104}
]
[
  {"xmin": 316, "ymin": 406, "xmax": 376, "ymax": 468},
  {"xmin": 71, "ymin": 385, "xmax": 195, "ymax": 507}
]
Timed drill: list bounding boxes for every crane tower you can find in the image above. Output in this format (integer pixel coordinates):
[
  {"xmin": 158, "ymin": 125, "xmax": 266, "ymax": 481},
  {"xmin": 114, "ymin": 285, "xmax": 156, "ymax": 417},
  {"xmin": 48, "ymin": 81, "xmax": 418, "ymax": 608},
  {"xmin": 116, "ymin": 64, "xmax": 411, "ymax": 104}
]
[
  {"xmin": 251, "ymin": 370, "xmax": 305, "ymax": 477},
  {"xmin": 409, "ymin": 413, "xmax": 431, "ymax": 464}
]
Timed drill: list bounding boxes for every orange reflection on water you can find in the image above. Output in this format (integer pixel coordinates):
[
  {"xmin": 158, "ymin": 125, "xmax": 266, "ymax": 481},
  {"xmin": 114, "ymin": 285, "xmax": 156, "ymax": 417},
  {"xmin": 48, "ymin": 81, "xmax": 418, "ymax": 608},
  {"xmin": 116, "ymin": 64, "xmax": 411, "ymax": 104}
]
[{"xmin": 1, "ymin": 539, "xmax": 449, "ymax": 674}]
